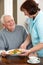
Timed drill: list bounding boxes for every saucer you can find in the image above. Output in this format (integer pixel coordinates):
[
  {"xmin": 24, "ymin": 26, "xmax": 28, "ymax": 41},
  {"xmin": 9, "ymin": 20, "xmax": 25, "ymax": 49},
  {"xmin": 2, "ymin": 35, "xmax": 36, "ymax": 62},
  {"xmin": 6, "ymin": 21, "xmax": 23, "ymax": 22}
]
[{"xmin": 27, "ymin": 59, "xmax": 40, "ymax": 64}]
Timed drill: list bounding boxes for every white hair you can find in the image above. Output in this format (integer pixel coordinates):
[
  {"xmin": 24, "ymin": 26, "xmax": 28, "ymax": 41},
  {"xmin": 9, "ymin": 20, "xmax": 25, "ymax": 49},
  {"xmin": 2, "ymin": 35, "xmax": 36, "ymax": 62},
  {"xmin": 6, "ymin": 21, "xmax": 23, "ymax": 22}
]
[{"xmin": 0, "ymin": 14, "xmax": 14, "ymax": 24}]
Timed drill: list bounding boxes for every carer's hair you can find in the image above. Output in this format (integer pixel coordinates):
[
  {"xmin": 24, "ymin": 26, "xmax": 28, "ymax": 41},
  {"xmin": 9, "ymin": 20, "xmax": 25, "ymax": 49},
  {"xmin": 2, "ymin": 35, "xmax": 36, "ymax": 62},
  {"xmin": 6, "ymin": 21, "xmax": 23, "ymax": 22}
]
[
  {"xmin": 20, "ymin": 0, "xmax": 40, "ymax": 15},
  {"xmin": 0, "ymin": 15, "xmax": 14, "ymax": 24}
]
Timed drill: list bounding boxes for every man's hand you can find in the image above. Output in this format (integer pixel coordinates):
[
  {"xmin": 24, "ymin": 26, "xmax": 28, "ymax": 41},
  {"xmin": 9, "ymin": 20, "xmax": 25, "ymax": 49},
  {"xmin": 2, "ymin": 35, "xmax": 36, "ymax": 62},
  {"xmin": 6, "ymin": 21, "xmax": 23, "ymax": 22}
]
[{"xmin": 1, "ymin": 51, "xmax": 6, "ymax": 57}]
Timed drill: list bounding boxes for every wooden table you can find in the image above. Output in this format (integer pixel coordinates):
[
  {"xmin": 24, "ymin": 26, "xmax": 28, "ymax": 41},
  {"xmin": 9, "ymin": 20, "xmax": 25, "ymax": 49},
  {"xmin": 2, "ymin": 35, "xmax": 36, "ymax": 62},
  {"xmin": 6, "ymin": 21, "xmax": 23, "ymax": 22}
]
[{"xmin": 0, "ymin": 55, "xmax": 43, "ymax": 65}]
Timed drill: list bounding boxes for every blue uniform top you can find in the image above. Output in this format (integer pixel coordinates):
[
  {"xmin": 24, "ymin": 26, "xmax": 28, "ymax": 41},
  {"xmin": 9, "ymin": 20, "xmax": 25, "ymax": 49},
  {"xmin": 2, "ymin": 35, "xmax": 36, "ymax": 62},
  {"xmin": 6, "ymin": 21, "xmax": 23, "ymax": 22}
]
[{"xmin": 27, "ymin": 10, "xmax": 43, "ymax": 57}]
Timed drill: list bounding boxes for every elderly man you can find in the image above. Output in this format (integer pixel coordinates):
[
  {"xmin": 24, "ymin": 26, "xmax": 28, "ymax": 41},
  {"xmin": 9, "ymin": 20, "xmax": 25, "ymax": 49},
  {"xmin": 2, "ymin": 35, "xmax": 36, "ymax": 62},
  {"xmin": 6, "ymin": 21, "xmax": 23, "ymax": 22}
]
[{"xmin": 0, "ymin": 15, "xmax": 32, "ymax": 56}]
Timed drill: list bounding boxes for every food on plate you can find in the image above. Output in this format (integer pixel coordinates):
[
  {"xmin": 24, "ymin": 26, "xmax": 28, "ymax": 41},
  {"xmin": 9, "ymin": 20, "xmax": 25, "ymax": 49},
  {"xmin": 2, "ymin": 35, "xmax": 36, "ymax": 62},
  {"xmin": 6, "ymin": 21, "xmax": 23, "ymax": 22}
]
[{"xmin": 8, "ymin": 49, "xmax": 22, "ymax": 55}]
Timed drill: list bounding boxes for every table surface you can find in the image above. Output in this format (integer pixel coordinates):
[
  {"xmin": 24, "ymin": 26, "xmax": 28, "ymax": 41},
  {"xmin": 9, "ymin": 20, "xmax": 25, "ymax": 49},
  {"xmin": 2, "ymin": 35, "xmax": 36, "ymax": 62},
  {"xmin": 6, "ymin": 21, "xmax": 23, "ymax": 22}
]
[{"xmin": 0, "ymin": 55, "xmax": 43, "ymax": 65}]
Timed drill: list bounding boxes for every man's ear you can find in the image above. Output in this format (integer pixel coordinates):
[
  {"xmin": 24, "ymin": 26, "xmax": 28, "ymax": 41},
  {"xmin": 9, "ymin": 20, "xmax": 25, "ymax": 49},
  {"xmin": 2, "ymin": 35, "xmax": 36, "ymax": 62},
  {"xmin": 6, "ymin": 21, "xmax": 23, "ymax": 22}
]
[{"xmin": 2, "ymin": 24, "xmax": 5, "ymax": 28}]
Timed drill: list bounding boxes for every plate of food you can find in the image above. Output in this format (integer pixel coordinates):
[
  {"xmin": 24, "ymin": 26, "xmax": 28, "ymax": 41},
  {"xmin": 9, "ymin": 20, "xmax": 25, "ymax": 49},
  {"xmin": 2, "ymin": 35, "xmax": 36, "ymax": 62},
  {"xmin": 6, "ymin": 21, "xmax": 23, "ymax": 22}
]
[{"xmin": 6, "ymin": 49, "xmax": 22, "ymax": 56}]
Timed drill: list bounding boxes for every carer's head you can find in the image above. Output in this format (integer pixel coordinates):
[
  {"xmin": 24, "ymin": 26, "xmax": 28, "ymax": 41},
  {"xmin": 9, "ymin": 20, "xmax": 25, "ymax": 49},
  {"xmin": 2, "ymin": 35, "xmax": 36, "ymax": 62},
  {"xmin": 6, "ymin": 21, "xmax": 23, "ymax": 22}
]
[
  {"xmin": 20, "ymin": 0, "xmax": 40, "ymax": 18},
  {"xmin": 1, "ymin": 15, "xmax": 16, "ymax": 32}
]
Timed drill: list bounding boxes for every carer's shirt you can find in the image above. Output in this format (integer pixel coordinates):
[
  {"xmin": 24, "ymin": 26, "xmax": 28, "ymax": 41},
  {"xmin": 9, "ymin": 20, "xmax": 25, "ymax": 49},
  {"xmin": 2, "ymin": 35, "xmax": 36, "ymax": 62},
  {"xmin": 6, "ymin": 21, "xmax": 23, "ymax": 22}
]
[{"xmin": 27, "ymin": 10, "xmax": 43, "ymax": 57}]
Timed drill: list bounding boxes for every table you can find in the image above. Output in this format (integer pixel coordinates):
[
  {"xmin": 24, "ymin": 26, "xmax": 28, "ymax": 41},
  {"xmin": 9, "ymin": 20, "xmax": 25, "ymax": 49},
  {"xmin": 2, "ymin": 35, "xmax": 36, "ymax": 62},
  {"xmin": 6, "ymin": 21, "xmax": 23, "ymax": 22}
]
[{"xmin": 0, "ymin": 55, "xmax": 43, "ymax": 65}]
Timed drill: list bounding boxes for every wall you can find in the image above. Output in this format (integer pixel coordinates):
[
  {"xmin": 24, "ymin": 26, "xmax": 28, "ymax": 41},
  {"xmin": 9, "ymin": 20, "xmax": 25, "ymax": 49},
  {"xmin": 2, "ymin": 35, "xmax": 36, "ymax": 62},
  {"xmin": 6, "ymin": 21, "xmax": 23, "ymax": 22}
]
[
  {"xmin": 35, "ymin": 0, "xmax": 43, "ymax": 11},
  {"xmin": 39, "ymin": 0, "xmax": 43, "ymax": 11},
  {"xmin": 17, "ymin": 0, "xmax": 26, "ymax": 26},
  {"xmin": 4, "ymin": 0, "xmax": 13, "ymax": 16},
  {"xmin": 0, "ymin": 0, "xmax": 4, "ymax": 29},
  {"xmin": 13, "ymin": 0, "xmax": 17, "ymax": 24}
]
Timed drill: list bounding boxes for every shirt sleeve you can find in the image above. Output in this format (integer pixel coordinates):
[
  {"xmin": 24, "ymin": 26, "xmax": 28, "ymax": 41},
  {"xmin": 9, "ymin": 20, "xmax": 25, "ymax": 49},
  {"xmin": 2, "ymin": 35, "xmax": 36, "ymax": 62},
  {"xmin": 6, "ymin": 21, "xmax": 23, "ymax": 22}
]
[
  {"xmin": 36, "ymin": 18, "xmax": 43, "ymax": 43},
  {"xmin": 0, "ymin": 32, "xmax": 5, "ymax": 50}
]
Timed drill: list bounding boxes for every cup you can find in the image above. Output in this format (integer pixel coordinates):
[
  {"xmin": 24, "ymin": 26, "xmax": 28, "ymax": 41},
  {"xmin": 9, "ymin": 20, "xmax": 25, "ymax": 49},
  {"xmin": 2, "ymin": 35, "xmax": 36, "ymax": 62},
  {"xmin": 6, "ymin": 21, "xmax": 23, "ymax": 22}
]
[{"xmin": 29, "ymin": 56, "xmax": 40, "ymax": 63}]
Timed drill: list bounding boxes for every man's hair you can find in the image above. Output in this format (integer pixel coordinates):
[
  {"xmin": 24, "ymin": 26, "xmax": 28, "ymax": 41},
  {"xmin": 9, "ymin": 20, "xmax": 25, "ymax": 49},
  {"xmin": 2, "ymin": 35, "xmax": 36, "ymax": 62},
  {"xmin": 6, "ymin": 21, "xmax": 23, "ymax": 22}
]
[
  {"xmin": 0, "ymin": 15, "xmax": 14, "ymax": 24},
  {"xmin": 20, "ymin": 0, "xmax": 40, "ymax": 15}
]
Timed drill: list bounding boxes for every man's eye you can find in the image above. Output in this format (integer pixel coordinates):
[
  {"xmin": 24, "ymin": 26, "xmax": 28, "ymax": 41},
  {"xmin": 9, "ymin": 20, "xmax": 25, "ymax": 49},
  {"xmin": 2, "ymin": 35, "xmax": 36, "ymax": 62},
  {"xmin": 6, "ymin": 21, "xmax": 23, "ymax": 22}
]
[
  {"xmin": 11, "ymin": 20, "xmax": 14, "ymax": 21},
  {"xmin": 8, "ymin": 21, "xmax": 10, "ymax": 22},
  {"xmin": 7, "ymin": 21, "xmax": 10, "ymax": 23}
]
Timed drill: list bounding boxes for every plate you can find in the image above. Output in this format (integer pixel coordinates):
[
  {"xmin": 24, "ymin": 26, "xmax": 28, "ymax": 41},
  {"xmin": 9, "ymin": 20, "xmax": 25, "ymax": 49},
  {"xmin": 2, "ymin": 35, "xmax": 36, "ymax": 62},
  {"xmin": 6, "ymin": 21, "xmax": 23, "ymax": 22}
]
[
  {"xmin": 6, "ymin": 49, "xmax": 22, "ymax": 56},
  {"xmin": 27, "ymin": 59, "xmax": 40, "ymax": 64}
]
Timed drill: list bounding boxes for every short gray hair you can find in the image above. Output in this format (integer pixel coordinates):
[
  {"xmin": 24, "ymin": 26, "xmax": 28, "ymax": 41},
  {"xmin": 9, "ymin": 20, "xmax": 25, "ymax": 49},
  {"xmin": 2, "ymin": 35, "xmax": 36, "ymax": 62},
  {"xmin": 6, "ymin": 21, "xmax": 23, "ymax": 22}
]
[{"xmin": 0, "ymin": 15, "xmax": 14, "ymax": 24}]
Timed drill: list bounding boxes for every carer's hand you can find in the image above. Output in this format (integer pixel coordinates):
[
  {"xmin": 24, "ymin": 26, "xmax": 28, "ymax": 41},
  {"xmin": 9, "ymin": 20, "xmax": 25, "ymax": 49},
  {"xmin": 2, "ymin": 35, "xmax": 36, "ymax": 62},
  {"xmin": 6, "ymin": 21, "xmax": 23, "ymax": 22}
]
[{"xmin": 19, "ymin": 49, "xmax": 30, "ymax": 56}]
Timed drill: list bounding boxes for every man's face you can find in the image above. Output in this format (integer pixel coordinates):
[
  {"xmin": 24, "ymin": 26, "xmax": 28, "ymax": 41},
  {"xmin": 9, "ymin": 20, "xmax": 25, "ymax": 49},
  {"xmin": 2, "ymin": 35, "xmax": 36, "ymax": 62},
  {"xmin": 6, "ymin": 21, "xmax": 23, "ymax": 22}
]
[{"xmin": 3, "ymin": 15, "xmax": 15, "ymax": 31}]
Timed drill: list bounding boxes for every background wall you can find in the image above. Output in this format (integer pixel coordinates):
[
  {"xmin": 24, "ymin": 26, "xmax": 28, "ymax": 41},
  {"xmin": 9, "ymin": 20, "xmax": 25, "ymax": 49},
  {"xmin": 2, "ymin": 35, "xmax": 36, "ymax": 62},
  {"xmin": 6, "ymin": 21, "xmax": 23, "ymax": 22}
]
[
  {"xmin": 39, "ymin": 0, "xmax": 43, "ymax": 11},
  {"xmin": 13, "ymin": 0, "xmax": 17, "ymax": 24},
  {"xmin": 17, "ymin": 0, "xmax": 26, "ymax": 27},
  {"xmin": 0, "ymin": 0, "xmax": 4, "ymax": 29},
  {"xmin": 4, "ymin": 0, "xmax": 13, "ymax": 16}
]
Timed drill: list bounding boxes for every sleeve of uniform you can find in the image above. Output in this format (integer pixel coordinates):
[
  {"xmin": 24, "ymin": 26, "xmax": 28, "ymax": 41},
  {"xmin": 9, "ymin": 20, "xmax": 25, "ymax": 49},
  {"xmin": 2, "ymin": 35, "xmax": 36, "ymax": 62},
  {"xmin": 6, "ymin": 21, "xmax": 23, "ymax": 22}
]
[{"xmin": 36, "ymin": 17, "xmax": 43, "ymax": 43}]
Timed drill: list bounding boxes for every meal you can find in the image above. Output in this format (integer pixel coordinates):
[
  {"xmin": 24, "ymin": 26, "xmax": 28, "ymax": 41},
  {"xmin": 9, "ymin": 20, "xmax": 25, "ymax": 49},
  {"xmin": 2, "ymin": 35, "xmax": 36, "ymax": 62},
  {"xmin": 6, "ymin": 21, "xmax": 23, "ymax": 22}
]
[{"xmin": 8, "ymin": 49, "xmax": 22, "ymax": 55}]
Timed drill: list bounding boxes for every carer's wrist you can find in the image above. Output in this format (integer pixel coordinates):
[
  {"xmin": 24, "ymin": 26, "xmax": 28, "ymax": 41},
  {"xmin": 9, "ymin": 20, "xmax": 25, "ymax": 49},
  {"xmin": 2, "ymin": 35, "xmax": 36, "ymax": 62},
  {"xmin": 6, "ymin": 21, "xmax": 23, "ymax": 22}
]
[{"xmin": 28, "ymin": 49, "xmax": 31, "ymax": 54}]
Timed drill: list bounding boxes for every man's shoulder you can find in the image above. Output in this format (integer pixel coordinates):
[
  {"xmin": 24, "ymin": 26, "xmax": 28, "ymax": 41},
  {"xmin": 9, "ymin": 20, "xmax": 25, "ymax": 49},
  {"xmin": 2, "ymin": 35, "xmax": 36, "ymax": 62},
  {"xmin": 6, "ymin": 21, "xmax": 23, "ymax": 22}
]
[
  {"xmin": 16, "ymin": 25, "xmax": 25, "ymax": 30},
  {"xmin": 0, "ymin": 28, "xmax": 5, "ymax": 34}
]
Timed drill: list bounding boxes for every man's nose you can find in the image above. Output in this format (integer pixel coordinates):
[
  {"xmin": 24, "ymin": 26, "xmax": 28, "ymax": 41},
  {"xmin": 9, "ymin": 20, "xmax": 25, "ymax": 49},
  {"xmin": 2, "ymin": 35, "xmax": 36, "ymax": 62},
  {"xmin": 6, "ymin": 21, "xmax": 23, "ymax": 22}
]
[{"xmin": 10, "ymin": 21, "xmax": 14, "ymax": 25}]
